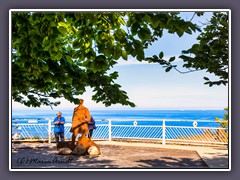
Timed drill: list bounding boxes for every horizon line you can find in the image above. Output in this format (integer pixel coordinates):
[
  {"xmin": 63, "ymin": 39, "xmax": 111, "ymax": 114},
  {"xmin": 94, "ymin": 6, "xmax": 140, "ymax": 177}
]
[{"xmin": 12, "ymin": 108, "xmax": 225, "ymax": 111}]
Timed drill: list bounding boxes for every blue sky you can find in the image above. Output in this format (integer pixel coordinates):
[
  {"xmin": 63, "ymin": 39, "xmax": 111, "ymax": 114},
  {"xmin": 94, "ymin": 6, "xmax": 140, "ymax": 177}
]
[{"xmin": 12, "ymin": 11, "xmax": 229, "ymax": 110}]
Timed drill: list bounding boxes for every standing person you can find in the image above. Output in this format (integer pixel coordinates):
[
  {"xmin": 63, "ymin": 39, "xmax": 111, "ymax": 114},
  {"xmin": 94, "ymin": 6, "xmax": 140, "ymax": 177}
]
[
  {"xmin": 70, "ymin": 98, "xmax": 91, "ymax": 144},
  {"xmin": 53, "ymin": 111, "xmax": 65, "ymax": 148},
  {"xmin": 88, "ymin": 116, "xmax": 97, "ymax": 139}
]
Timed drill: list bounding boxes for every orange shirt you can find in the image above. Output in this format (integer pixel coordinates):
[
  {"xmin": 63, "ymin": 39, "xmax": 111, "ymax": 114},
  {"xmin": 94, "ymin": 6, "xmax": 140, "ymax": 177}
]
[{"xmin": 71, "ymin": 105, "xmax": 91, "ymax": 129}]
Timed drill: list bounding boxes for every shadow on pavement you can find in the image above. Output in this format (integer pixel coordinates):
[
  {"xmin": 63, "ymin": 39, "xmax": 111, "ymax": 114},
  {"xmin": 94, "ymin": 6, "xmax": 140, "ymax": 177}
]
[{"xmin": 11, "ymin": 144, "xmax": 211, "ymax": 169}]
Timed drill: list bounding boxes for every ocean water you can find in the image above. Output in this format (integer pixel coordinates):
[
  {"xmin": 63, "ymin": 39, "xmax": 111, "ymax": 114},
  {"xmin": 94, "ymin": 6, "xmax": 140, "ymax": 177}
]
[
  {"xmin": 11, "ymin": 109, "xmax": 227, "ymax": 139},
  {"xmin": 12, "ymin": 109, "xmax": 226, "ymax": 127}
]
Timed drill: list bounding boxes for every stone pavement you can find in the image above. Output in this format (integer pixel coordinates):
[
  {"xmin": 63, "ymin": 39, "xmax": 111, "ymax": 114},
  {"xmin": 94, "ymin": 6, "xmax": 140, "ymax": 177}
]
[
  {"xmin": 11, "ymin": 140, "xmax": 229, "ymax": 170},
  {"xmin": 97, "ymin": 140, "xmax": 229, "ymax": 169}
]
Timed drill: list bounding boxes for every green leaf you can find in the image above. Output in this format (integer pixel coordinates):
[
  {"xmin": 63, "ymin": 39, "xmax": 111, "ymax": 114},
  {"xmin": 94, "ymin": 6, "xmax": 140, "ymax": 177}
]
[
  {"xmin": 57, "ymin": 26, "xmax": 67, "ymax": 35},
  {"xmin": 159, "ymin": 52, "xmax": 164, "ymax": 59},
  {"xmin": 131, "ymin": 22, "xmax": 140, "ymax": 35},
  {"xmin": 191, "ymin": 44, "xmax": 200, "ymax": 50},
  {"xmin": 138, "ymin": 27, "xmax": 151, "ymax": 41},
  {"xmin": 122, "ymin": 50, "xmax": 127, "ymax": 60},
  {"xmin": 203, "ymin": 77, "xmax": 210, "ymax": 81},
  {"xmin": 72, "ymin": 39, "xmax": 80, "ymax": 49},
  {"xmin": 133, "ymin": 40, "xmax": 142, "ymax": 50},
  {"xmin": 143, "ymin": 14, "xmax": 151, "ymax": 23},
  {"xmin": 153, "ymin": 55, "xmax": 158, "ymax": 60},
  {"xmin": 85, "ymin": 41, "xmax": 91, "ymax": 48},
  {"xmin": 58, "ymin": 22, "xmax": 68, "ymax": 29},
  {"xmin": 220, "ymin": 20, "xmax": 228, "ymax": 27},
  {"xmin": 151, "ymin": 15, "xmax": 160, "ymax": 28},
  {"xmin": 42, "ymin": 64, "xmax": 49, "ymax": 72},
  {"xmin": 65, "ymin": 55, "xmax": 73, "ymax": 63},
  {"xmin": 55, "ymin": 51, "xmax": 62, "ymax": 60},
  {"xmin": 176, "ymin": 30, "xmax": 184, "ymax": 37},
  {"xmin": 136, "ymin": 50, "xmax": 144, "ymax": 61},
  {"xmin": 42, "ymin": 36, "xmax": 49, "ymax": 45},
  {"xmin": 167, "ymin": 18, "xmax": 173, "ymax": 26},
  {"xmin": 182, "ymin": 50, "xmax": 189, "ymax": 54},
  {"xmin": 146, "ymin": 57, "xmax": 153, "ymax": 63},
  {"xmin": 67, "ymin": 45, "xmax": 72, "ymax": 52},
  {"xmin": 33, "ymin": 70, "xmax": 38, "ymax": 77},
  {"xmin": 66, "ymin": 77, "xmax": 72, "ymax": 84},
  {"xmin": 118, "ymin": 17, "xmax": 125, "ymax": 25},
  {"xmin": 53, "ymin": 44, "xmax": 58, "ymax": 52},
  {"xmin": 169, "ymin": 56, "xmax": 175, "ymax": 62},
  {"xmin": 185, "ymin": 28, "xmax": 192, "ymax": 34},
  {"xmin": 113, "ymin": 45, "xmax": 122, "ymax": 60},
  {"xmin": 196, "ymin": 12, "xmax": 204, "ymax": 16},
  {"xmin": 165, "ymin": 67, "xmax": 172, "ymax": 72}
]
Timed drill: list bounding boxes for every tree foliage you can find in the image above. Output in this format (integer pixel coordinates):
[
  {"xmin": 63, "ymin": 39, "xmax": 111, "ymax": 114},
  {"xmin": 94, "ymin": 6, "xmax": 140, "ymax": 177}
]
[
  {"xmin": 179, "ymin": 12, "xmax": 229, "ymax": 86},
  {"xmin": 215, "ymin": 107, "xmax": 228, "ymax": 129},
  {"xmin": 147, "ymin": 12, "xmax": 229, "ymax": 86},
  {"xmin": 11, "ymin": 11, "xmax": 228, "ymax": 108}
]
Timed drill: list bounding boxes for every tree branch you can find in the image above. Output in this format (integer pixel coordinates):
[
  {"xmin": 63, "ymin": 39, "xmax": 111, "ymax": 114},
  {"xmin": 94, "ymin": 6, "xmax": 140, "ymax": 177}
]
[
  {"xmin": 189, "ymin": 13, "xmax": 196, "ymax": 22},
  {"xmin": 146, "ymin": 57, "xmax": 202, "ymax": 74},
  {"xmin": 28, "ymin": 90, "xmax": 63, "ymax": 98},
  {"xmin": 172, "ymin": 67, "xmax": 202, "ymax": 74}
]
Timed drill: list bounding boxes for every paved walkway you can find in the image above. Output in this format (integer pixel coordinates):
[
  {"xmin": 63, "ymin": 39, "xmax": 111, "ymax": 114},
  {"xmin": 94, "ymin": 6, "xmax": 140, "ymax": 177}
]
[
  {"xmin": 96, "ymin": 141, "xmax": 229, "ymax": 169},
  {"xmin": 11, "ymin": 140, "xmax": 229, "ymax": 170}
]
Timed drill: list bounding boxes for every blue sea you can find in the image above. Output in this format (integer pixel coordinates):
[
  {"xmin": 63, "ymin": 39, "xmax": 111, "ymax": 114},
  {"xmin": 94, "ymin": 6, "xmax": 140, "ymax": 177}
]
[{"xmin": 12, "ymin": 109, "xmax": 226, "ymax": 127}]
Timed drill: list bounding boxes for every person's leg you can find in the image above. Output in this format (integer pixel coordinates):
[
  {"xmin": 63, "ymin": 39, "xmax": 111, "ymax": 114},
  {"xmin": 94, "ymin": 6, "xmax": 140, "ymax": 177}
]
[
  {"xmin": 90, "ymin": 129, "xmax": 93, "ymax": 138},
  {"xmin": 60, "ymin": 132, "xmax": 64, "ymax": 142},
  {"xmin": 88, "ymin": 129, "xmax": 93, "ymax": 139},
  {"xmin": 54, "ymin": 132, "xmax": 60, "ymax": 146}
]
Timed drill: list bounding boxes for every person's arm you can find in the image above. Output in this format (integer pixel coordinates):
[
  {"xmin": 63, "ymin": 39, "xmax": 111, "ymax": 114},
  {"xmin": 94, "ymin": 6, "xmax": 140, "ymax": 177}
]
[
  {"xmin": 60, "ymin": 117, "xmax": 65, "ymax": 124},
  {"xmin": 53, "ymin": 117, "xmax": 60, "ymax": 124}
]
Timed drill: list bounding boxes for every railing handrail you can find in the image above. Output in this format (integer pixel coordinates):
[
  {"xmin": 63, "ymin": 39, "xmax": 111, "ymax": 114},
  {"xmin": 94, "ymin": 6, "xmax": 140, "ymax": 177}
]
[
  {"xmin": 12, "ymin": 118, "xmax": 221, "ymax": 123},
  {"xmin": 102, "ymin": 119, "xmax": 218, "ymax": 123},
  {"xmin": 11, "ymin": 118, "xmax": 228, "ymax": 146},
  {"xmin": 12, "ymin": 118, "xmax": 51, "ymax": 120}
]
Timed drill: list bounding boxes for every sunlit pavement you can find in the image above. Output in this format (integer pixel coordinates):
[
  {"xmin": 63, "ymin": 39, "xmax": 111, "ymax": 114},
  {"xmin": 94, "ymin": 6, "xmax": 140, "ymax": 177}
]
[
  {"xmin": 96, "ymin": 140, "xmax": 229, "ymax": 169},
  {"xmin": 11, "ymin": 140, "xmax": 229, "ymax": 169}
]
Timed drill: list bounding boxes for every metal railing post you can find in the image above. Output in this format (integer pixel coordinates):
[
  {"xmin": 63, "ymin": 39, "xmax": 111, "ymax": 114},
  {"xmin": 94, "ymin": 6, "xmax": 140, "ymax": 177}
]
[
  {"xmin": 162, "ymin": 119, "xmax": 166, "ymax": 145},
  {"xmin": 48, "ymin": 119, "xmax": 52, "ymax": 144},
  {"xmin": 108, "ymin": 119, "xmax": 112, "ymax": 141}
]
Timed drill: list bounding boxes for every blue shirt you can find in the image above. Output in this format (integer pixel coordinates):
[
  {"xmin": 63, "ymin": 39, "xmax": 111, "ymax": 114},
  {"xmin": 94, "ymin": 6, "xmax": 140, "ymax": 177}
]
[
  {"xmin": 53, "ymin": 117, "xmax": 65, "ymax": 133},
  {"xmin": 88, "ymin": 116, "xmax": 97, "ymax": 130}
]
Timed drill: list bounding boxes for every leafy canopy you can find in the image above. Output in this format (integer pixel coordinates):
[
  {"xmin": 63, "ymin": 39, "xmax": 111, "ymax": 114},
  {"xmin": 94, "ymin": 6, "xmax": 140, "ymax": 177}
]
[
  {"xmin": 151, "ymin": 12, "xmax": 229, "ymax": 86},
  {"xmin": 215, "ymin": 107, "xmax": 228, "ymax": 129},
  {"xmin": 180, "ymin": 12, "xmax": 229, "ymax": 86},
  {"xmin": 11, "ymin": 11, "xmax": 228, "ymax": 108}
]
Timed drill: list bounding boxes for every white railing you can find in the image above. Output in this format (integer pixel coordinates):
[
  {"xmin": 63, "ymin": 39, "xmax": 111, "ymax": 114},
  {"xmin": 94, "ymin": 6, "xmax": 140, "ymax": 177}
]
[{"xmin": 11, "ymin": 118, "xmax": 228, "ymax": 146}]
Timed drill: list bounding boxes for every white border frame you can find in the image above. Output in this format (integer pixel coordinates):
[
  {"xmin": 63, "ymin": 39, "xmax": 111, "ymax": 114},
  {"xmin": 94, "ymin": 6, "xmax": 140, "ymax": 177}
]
[{"xmin": 9, "ymin": 9, "xmax": 231, "ymax": 172}]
